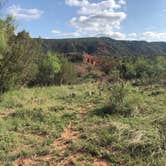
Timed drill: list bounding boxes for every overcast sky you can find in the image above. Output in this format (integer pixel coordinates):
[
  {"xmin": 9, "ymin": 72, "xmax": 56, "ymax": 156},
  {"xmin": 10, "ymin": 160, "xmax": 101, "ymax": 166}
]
[{"xmin": 2, "ymin": 0, "xmax": 166, "ymax": 41}]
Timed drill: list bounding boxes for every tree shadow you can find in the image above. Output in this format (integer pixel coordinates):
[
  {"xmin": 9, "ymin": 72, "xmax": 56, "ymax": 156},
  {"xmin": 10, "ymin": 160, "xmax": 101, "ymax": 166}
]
[{"xmin": 88, "ymin": 105, "xmax": 112, "ymax": 117}]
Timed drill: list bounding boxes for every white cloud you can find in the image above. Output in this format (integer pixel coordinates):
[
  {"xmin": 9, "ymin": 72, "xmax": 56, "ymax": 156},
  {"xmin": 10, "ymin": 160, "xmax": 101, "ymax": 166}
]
[
  {"xmin": 65, "ymin": 0, "xmax": 89, "ymax": 7},
  {"xmin": 118, "ymin": 0, "xmax": 126, "ymax": 5},
  {"xmin": 127, "ymin": 33, "xmax": 137, "ymax": 40},
  {"xmin": 58, "ymin": 31, "xmax": 81, "ymax": 38},
  {"xmin": 140, "ymin": 31, "xmax": 166, "ymax": 41},
  {"xmin": 78, "ymin": 0, "xmax": 120, "ymax": 15},
  {"xmin": 63, "ymin": 0, "xmax": 166, "ymax": 41},
  {"xmin": 51, "ymin": 28, "xmax": 126, "ymax": 40},
  {"xmin": 51, "ymin": 29, "xmax": 61, "ymax": 34},
  {"xmin": 64, "ymin": 0, "xmax": 127, "ymax": 39},
  {"xmin": 124, "ymin": 31, "xmax": 166, "ymax": 41},
  {"xmin": 51, "ymin": 28, "xmax": 82, "ymax": 38},
  {"xmin": 8, "ymin": 5, "xmax": 43, "ymax": 20},
  {"xmin": 110, "ymin": 32, "xmax": 126, "ymax": 40},
  {"xmin": 51, "ymin": 30, "xmax": 82, "ymax": 38},
  {"xmin": 51, "ymin": 29, "xmax": 166, "ymax": 42},
  {"xmin": 70, "ymin": 12, "xmax": 126, "ymax": 34}
]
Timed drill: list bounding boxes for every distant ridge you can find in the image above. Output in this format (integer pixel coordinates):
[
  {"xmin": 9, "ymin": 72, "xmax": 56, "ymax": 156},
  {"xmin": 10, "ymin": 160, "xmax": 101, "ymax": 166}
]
[{"xmin": 41, "ymin": 37, "xmax": 166, "ymax": 57}]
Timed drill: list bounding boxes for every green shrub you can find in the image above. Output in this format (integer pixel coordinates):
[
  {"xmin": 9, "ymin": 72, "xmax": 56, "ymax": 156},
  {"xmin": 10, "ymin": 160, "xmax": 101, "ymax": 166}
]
[
  {"xmin": 105, "ymin": 83, "xmax": 133, "ymax": 116},
  {"xmin": 109, "ymin": 69, "xmax": 120, "ymax": 82},
  {"xmin": 119, "ymin": 56, "xmax": 166, "ymax": 85},
  {"xmin": 56, "ymin": 57, "xmax": 77, "ymax": 85},
  {"xmin": 34, "ymin": 52, "xmax": 61, "ymax": 86}
]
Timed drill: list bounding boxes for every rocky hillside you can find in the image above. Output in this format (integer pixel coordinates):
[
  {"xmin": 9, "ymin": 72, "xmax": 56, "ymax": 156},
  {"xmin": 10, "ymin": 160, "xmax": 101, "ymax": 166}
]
[{"xmin": 42, "ymin": 37, "xmax": 166, "ymax": 57}]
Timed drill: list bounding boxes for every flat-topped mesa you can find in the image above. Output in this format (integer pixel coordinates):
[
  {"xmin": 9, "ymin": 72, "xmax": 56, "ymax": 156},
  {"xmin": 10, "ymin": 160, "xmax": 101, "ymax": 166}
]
[{"xmin": 83, "ymin": 53, "xmax": 103, "ymax": 66}]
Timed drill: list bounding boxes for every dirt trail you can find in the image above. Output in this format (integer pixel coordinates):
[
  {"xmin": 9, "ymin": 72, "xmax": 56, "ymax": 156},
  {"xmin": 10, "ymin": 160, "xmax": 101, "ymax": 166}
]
[
  {"xmin": 53, "ymin": 122, "xmax": 80, "ymax": 165},
  {"xmin": 53, "ymin": 122, "xmax": 80, "ymax": 148},
  {"xmin": 14, "ymin": 158, "xmax": 33, "ymax": 166},
  {"xmin": 13, "ymin": 105, "xmax": 110, "ymax": 166},
  {"xmin": 53, "ymin": 107, "xmax": 110, "ymax": 166},
  {"xmin": 55, "ymin": 105, "xmax": 110, "ymax": 166},
  {"xmin": 93, "ymin": 159, "xmax": 110, "ymax": 166}
]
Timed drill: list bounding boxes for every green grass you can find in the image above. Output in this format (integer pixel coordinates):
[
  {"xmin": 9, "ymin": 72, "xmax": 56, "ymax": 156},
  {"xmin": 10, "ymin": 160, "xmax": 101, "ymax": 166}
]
[{"xmin": 0, "ymin": 83, "xmax": 165, "ymax": 165}]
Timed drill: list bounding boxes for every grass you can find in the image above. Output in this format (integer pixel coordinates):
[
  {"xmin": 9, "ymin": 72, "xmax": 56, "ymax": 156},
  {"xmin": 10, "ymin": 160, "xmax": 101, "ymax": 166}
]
[{"xmin": 0, "ymin": 83, "xmax": 165, "ymax": 165}]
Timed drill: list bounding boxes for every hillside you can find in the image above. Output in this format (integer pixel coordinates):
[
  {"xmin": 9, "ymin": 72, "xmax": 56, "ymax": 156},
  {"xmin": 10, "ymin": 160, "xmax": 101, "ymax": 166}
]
[{"xmin": 42, "ymin": 37, "xmax": 166, "ymax": 57}]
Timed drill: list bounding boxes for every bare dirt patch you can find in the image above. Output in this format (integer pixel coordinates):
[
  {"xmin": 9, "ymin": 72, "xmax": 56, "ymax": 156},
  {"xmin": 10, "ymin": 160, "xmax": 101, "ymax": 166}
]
[
  {"xmin": 93, "ymin": 159, "xmax": 111, "ymax": 166},
  {"xmin": 61, "ymin": 123, "xmax": 79, "ymax": 140},
  {"xmin": 14, "ymin": 158, "xmax": 33, "ymax": 166},
  {"xmin": 53, "ymin": 122, "xmax": 80, "ymax": 153}
]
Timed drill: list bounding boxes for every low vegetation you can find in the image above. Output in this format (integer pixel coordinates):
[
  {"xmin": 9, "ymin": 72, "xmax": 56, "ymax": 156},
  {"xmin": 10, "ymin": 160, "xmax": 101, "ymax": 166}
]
[{"xmin": 0, "ymin": 83, "xmax": 165, "ymax": 165}]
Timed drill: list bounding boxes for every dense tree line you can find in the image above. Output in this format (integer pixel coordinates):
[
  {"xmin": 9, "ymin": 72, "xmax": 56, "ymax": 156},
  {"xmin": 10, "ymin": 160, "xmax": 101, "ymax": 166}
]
[
  {"xmin": 0, "ymin": 16, "xmax": 76, "ymax": 93},
  {"xmin": 103, "ymin": 56, "xmax": 166, "ymax": 85},
  {"xmin": 0, "ymin": 16, "xmax": 42, "ymax": 92}
]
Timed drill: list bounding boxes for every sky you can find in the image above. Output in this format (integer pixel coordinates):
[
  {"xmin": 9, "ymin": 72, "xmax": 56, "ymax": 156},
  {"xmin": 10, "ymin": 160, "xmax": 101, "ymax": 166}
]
[{"xmin": 1, "ymin": 0, "xmax": 166, "ymax": 41}]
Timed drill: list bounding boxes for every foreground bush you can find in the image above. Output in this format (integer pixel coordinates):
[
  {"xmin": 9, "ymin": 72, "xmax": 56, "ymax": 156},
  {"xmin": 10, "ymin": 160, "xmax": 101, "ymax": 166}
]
[
  {"xmin": 0, "ymin": 17, "xmax": 42, "ymax": 93},
  {"xmin": 102, "ymin": 83, "xmax": 138, "ymax": 116},
  {"xmin": 33, "ymin": 52, "xmax": 61, "ymax": 86}
]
